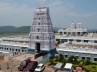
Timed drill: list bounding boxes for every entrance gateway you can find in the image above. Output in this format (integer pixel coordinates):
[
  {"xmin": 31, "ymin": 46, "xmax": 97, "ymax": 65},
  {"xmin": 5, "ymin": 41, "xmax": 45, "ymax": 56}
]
[
  {"xmin": 29, "ymin": 7, "xmax": 56, "ymax": 57},
  {"xmin": 35, "ymin": 42, "xmax": 40, "ymax": 53}
]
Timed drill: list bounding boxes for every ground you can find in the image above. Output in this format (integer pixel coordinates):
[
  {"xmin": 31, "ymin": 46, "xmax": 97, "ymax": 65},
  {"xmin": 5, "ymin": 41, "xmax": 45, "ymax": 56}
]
[
  {"xmin": 0, "ymin": 54, "xmax": 34, "ymax": 72},
  {"xmin": 0, "ymin": 53, "xmax": 67, "ymax": 72},
  {"xmin": 0, "ymin": 53, "xmax": 97, "ymax": 72},
  {"xmin": 0, "ymin": 58, "xmax": 19, "ymax": 72}
]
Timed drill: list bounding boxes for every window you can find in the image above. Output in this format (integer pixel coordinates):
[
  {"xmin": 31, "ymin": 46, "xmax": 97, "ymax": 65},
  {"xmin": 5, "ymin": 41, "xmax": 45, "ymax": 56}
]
[
  {"xmin": 76, "ymin": 40, "xmax": 81, "ymax": 42},
  {"xmin": 65, "ymin": 55, "xmax": 68, "ymax": 57},
  {"xmin": 39, "ymin": 18, "xmax": 40, "ymax": 20},
  {"xmin": 94, "ymin": 40, "xmax": 97, "ymax": 43},
  {"xmin": 7, "ymin": 48, "xmax": 8, "ymax": 50},
  {"xmin": 82, "ymin": 57, "xmax": 85, "ymax": 60},
  {"xmin": 16, "ymin": 49, "xmax": 17, "ymax": 51},
  {"xmin": 37, "ymin": 28, "xmax": 40, "ymax": 32},
  {"xmin": 56, "ymin": 39, "xmax": 60, "ymax": 42},
  {"xmin": 87, "ymin": 57, "xmax": 90, "ymax": 61},
  {"xmin": 69, "ymin": 39, "xmax": 73, "ymax": 42},
  {"xmin": 64, "ymin": 39, "xmax": 68, "ymax": 42},
  {"xmin": 64, "ymin": 32, "xmax": 66, "ymax": 34},
  {"xmin": 56, "ymin": 39, "xmax": 60, "ymax": 44},
  {"xmin": 22, "ymin": 50, "xmax": 24, "ymax": 52},
  {"xmin": 18, "ymin": 49, "xmax": 20, "ymax": 52},
  {"xmin": 61, "ymin": 39, "xmax": 65, "ymax": 43},
  {"xmin": 36, "ymin": 36, "xmax": 39, "ymax": 39},
  {"xmin": 59, "ymin": 32, "xmax": 62, "ymax": 35},
  {"xmin": 38, "ymin": 22, "xmax": 40, "ymax": 25},
  {"xmin": 84, "ymin": 40, "xmax": 88, "ymax": 43},
  {"xmin": 94, "ymin": 58, "xmax": 97, "ymax": 61},
  {"xmin": 78, "ymin": 32, "xmax": 80, "ymax": 35},
  {"xmin": 68, "ymin": 32, "xmax": 71, "ymax": 35}
]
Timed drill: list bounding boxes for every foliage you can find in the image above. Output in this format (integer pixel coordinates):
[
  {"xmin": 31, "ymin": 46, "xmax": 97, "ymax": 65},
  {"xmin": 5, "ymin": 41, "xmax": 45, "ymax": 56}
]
[
  {"xmin": 48, "ymin": 54, "xmax": 97, "ymax": 72},
  {"xmin": 67, "ymin": 56, "xmax": 79, "ymax": 64},
  {"xmin": 84, "ymin": 65, "xmax": 97, "ymax": 72},
  {"xmin": 48, "ymin": 59, "xmax": 57, "ymax": 66},
  {"xmin": 0, "ymin": 26, "xmax": 30, "ymax": 33},
  {"xmin": 79, "ymin": 60, "xmax": 85, "ymax": 66},
  {"xmin": 58, "ymin": 54, "xmax": 64, "ymax": 62},
  {"xmin": 84, "ymin": 60, "xmax": 91, "ymax": 65}
]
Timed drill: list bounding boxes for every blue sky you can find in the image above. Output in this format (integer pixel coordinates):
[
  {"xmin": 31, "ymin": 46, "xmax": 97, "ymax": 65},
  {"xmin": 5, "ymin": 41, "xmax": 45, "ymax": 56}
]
[{"xmin": 0, "ymin": 0, "xmax": 97, "ymax": 29}]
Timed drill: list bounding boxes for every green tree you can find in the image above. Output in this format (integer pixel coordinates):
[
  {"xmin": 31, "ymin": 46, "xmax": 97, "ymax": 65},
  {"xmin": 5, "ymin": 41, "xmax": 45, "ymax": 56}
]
[
  {"xmin": 85, "ymin": 60, "xmax": 91, "ymax": 65},
  {"xmin": 58, "ymin": 54, "xmax": 64, "ymax": 62},
  {"xmin": 79, "ymin": 60, "xmax": 85, "ymax": 66},
  {"xmin": 68, "ymin": 56, "xmax": 79, "ymax": 64}
]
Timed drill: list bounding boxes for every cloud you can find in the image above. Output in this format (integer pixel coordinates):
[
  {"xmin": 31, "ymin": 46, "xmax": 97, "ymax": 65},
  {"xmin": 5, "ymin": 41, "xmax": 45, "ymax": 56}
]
[
  {"xmin": 0, "ymin": 0, "xmax": 97, "ymax": 29},
  {"xmin": 0, "ymin": 1, "xmax": 33, "ymax": 26},
  {"xmin": 0, "ymin": 2, "xmax": 12, "ymax": 15},
  {"xmin": 47, "ymin": 0, "xmax": 97, "ymax": 18},
  {"xmin": 0, "ymin": 1, "xmax": 33, "ymax": 15}
]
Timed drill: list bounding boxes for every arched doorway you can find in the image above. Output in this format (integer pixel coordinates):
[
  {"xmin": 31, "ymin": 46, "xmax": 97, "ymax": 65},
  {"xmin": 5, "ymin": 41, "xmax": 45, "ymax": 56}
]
[{"xmin": 35, "ymin": 42, "xmax": 40, "ymax": 53}]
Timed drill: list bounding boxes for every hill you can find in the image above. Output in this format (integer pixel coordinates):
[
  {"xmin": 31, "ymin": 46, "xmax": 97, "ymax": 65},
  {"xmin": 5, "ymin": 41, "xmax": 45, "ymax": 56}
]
[
  {"xmin": 0, "ymin": 26, "xmax": 31, "ymax": 33},
  {"xmin": 0, "ymin": 26, "xmax": 59, "ymax": 33}
]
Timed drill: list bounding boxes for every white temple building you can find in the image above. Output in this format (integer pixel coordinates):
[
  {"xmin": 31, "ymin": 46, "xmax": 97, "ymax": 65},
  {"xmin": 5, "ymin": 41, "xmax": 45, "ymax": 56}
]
[
  {"xmin": 0, "ymin": 6, "xmax": 97, "ymax": 62},
  {"xmin": 29, "ymin": 7, "xmax": 55, "ymax": 53}
]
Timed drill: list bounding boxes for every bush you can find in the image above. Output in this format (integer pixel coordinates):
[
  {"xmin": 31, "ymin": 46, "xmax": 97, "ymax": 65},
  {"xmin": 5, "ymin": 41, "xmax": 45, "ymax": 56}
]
[
  {"xmin": 67, "ymin": 56, "xmax": 79, "ymax": 64},
  {"xmin": 48, "ymin": 59, "xmax": 56, "ymax": 66}
]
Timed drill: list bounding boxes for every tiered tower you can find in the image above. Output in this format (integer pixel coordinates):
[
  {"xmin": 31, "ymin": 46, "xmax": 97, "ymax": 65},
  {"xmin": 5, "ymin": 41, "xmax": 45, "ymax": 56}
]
[{"xmin": 29, "ymin": 7, "xmax": 55, "ymax": 53}]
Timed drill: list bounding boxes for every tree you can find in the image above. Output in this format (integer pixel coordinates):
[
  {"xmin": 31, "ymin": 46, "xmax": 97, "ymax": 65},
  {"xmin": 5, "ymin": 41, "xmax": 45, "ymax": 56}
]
[
  {"xmin": 58, "ymin": 54, "xmax": 64, "ymax": 62},
  {"xmin": 68, "ymin": 56, "xmax": 79, "ymax": 64},
  {"xmin": 48, "ymin": 59, "xmax": 56, "ymax": 65},
  {"xmin": 79, "ymin": 60, "xmax": 85, "ymax": 66},
  {"xmin": 85, "ymin": 60, "xmax": 91, "ymax": 65}
]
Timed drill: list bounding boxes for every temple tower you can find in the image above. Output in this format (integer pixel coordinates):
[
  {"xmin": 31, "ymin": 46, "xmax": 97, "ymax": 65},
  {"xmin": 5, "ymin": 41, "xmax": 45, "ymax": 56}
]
[{"xmin": 29, "ymin": 7, "xmax": 55, "ymax": 53}]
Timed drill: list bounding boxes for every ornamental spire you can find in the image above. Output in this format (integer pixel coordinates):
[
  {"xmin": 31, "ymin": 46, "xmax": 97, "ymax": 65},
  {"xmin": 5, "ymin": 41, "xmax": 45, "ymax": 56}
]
[
  {"xmin": 38, "ymin": 0, "xmax": 47, "ymax": 7},
  {"xmin": 29, "ymin": 6, "xmax": 55, "ymax": 52}
]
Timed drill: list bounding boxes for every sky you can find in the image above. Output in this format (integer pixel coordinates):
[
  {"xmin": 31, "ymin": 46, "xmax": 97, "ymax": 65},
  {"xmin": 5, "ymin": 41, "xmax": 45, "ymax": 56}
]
[{"xmin": 0, "ymin": 0, "xmax": 97, "ymax": 29}]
